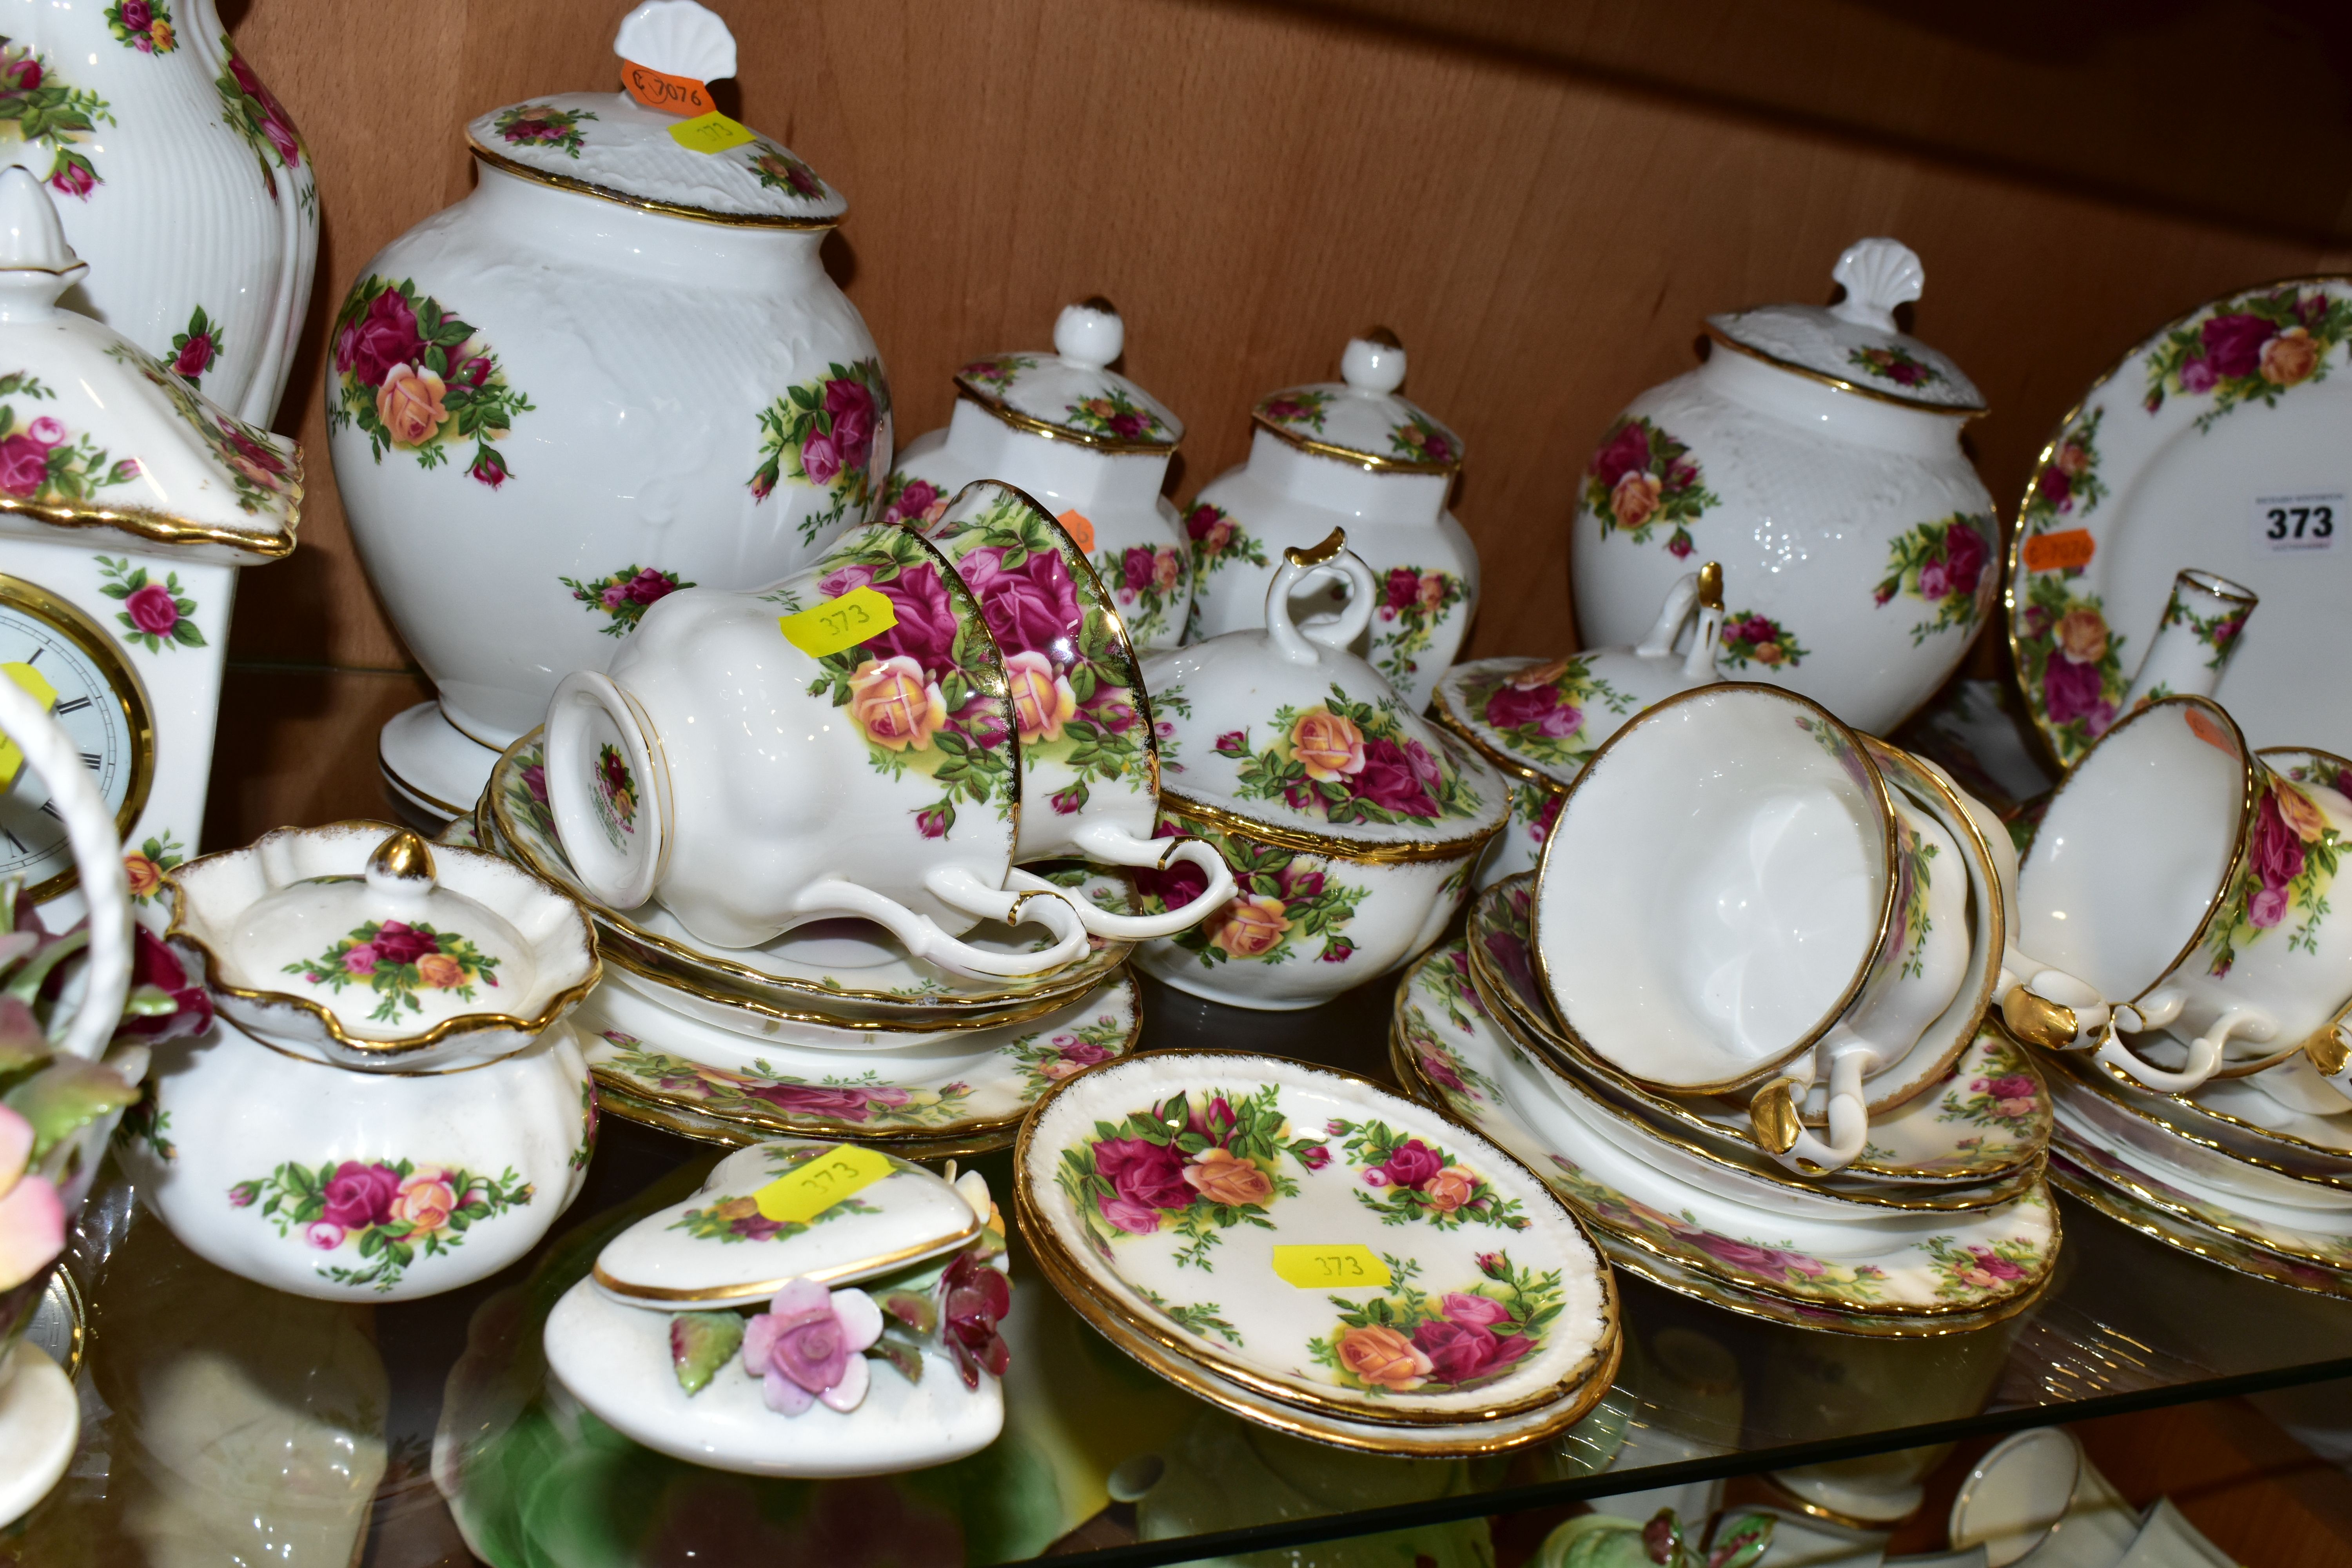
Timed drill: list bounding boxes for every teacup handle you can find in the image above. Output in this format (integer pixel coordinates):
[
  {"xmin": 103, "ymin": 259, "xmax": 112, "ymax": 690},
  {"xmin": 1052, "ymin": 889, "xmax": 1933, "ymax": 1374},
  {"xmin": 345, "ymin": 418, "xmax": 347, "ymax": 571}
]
[
  {"xmin": 1991, "ymin": 955, "xmax": 2110, "ymax": 1052},
  {"xmin": 0, "ymin": 672, "xmax": 130, "ymax": 1061},
  {"xmin": 792, "ymin": 870, "xmax": 1091, "ymax": 980},
  {"xmin": 1761, "ymin": 1047, "xmax": 1871, "ymax": 1175},
  {"xmin": 1005, "ymin": 825, "xmax": 1238, "ymax": 940},
  {"xmin": 1266, "ymin": 530, "xmax": 1378, "ymax": 667},
  {"xmin": 2093, "ymin": 990, "xmax": 2274, "ymax": 1095},
  {"xmin": 2312, "ymin": 1021, "xmax": 2352, "ymax": 1099}
]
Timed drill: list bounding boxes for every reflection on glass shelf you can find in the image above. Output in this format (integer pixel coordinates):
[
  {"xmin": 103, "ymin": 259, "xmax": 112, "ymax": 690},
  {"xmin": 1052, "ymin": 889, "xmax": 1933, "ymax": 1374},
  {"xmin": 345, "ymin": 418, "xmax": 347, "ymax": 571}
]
[{"xmin": 15, "ymin": 973, "xmax": 2352, "ymax": 1567}]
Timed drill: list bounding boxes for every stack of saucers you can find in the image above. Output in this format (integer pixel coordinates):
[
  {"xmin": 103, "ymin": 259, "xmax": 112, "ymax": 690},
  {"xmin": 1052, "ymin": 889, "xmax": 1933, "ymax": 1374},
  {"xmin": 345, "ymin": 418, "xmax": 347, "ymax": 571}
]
[
  {"xmin": 1014, "ymin": 1050, "xmax": 1622, "ymax": 1453},
  {"xmin": 2044, "ymin": 1053, "xmax": 2352, "ymax": 1299},
  {"xmin": 1393, "ymin": 880, "xmax": 2056, "ymax": 1335},
  {"xmin": 475, "ymin": 746, "xmax": 1144, "ymax": 1160}
]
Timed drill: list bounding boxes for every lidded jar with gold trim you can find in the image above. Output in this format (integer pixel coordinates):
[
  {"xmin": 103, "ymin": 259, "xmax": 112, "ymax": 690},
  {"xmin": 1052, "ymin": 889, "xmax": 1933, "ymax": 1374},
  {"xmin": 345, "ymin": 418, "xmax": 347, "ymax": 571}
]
[
  {"xmin": 330, "ymin": 0, "xmax": 889, "ymax": 824},
  {"xmin": 883, "ymin": 299, "xmax": 1192, "ymax": 651},
  {"xmin": 1569, "ymin": 237, "xmax": 1997, "ymax": 735},
  {"xmin": 1182, "ymin": 332, "xmax": 1476, "ymax": 711}
]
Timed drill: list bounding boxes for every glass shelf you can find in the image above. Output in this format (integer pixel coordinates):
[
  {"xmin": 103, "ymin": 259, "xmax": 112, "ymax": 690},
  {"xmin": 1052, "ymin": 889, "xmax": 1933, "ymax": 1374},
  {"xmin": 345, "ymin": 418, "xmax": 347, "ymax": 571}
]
[{"xmin": 15, "ymin": 971, "xmax": 2352, "ymax": 1568}]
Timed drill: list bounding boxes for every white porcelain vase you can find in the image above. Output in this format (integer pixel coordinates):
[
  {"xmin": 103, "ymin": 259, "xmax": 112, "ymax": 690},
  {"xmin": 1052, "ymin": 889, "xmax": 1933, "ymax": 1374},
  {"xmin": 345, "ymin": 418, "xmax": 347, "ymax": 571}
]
[{"xmin": 0, "ymin": 0, "xmax": 317, "ymax": 426}]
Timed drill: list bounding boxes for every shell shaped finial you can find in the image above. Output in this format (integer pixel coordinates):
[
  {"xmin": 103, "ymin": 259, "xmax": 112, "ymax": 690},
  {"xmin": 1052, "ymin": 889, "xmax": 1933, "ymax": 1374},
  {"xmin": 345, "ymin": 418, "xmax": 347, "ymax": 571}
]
[
  {"xmin": 614, "ymin": 0, "xmax": 739, "ymax": 83},
  {"xmin": 1828, "ymin": 238, "xmax": 1923, "ymax": 332}
]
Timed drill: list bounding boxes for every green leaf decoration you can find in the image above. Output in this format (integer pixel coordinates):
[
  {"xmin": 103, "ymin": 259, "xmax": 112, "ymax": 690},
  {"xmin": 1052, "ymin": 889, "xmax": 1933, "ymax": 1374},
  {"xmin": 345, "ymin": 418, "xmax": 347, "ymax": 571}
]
[
  {"xmin": 4, "ymin": 1055, "xmax": 138, "ymax": 1159},
  {"xmin": 669, "ymin": 1310, "xmax": 746, "ymax": 1395}
]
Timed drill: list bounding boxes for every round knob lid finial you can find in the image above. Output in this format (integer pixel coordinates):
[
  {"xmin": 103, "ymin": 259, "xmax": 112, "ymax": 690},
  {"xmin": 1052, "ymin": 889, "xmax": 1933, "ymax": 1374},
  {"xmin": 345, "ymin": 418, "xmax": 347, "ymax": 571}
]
[
  {"xmin": 1053, "ymin": 299, "xmax": 1124, "ymax": 369},
  {"xmin": 366, "ymin": 829, "xmax": 437, "ymax": 895},
  {"xmin": 613, "ymin": 0, "xmax": 739, "ymax": 82},
  {"xmin": 1341, "ymin": 330, "xmax": 1406, "ymax": 394},
  {"xmin": 1828, "ymin": 238, "xmax": 1924, "ymax": 333}
]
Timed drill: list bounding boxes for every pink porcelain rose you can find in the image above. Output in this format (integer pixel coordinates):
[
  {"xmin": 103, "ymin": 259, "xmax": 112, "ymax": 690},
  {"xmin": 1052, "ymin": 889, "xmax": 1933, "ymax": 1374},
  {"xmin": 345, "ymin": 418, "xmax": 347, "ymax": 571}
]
[
  {"xmin": 847, "ymin": 655, "xmax": 947, "ymax": 752},
  {"xmin": 743, "ymin": 1276, "xmax": 885, "ymax": 1415},
  {"xmin": 0, "ymin": 1103, "xmax": 63, "ymax": 1292}
]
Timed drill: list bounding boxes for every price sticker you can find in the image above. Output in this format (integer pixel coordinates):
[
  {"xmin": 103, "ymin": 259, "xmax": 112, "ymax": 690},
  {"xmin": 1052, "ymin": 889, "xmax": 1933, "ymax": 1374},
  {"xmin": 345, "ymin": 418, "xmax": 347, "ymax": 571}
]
[
  {"xmin": 1270, "ymin": 1244, "xmax": 1392, "ymax": 1290},
  {"xmin": 0, "ymin": 662, "xmax": 58, "ymax": 790},
  {"xmin": 779, "ymin": 585, "xmax": 898, "ymax": 658},
  {"xmin": 752, "ymin": 1143, "xmax": 896, "ymax": 1225},
  {"xmin": 2250, "ymin": 491, "xmax": 2341, "ymax": 554},
  {"xmin": 622, "ymin": 59, "xmax": 717, "ymax": 117},
  {"xmin": 2021, "ymin": 529, "xmax": 2095, "ymax": 573},
  {"xmin": 668, "ymin": 110, "xmax": 757, "ymax": 156},
  {"xmin": 1056, "ymin": 509, "xmax": 1097, "ymax": 554}
]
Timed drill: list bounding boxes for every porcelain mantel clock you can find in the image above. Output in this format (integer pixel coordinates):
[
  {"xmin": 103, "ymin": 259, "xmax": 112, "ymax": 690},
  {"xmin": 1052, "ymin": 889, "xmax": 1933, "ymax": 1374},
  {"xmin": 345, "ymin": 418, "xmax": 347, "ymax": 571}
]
[{"xmin": 0, "ymin": 168, "xmax": 300, "ymax": 922}]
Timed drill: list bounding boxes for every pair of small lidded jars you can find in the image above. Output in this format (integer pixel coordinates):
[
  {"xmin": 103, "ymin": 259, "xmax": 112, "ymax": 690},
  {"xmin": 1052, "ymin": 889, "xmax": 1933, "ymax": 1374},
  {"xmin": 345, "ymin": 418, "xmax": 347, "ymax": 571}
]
[
  {"xmin": 886, "ymin": 317, "xmax": 1481, "ymax": 710},
  {"xmin": 119, "ymin": 825, "xmax": 601, "ymax": 1302}
]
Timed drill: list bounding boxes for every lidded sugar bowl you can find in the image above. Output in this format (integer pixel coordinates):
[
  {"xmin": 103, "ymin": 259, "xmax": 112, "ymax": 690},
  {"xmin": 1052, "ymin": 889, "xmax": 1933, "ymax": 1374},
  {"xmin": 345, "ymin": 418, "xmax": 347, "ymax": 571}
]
[
  {"xmin": 1183, "ymin": 332, "xmax": 1477, "ymax": 711},
  {"xmin": 884, "ymin": 299, "xmax": 1192, "ymax": 649},
  {"xmin": 119, "ymin": 824, "xmax": 602, "ymax": 1301},
  {"xmin": 1136, "ymin": 532, "xmax": 1507, "ymax": 1009},
  {"xmin": 1569, "ymin": 238, "xmax": 1998, "ymax": 735},
  {"xmin": 336, "ymin": 0, "xmax": 891, "ymax": 821}
]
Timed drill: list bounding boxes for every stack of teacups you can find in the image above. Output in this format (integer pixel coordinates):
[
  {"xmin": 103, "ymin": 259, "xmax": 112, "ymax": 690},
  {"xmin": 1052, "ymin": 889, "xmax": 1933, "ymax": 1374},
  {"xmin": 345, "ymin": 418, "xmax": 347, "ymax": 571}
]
[
  {"xmin": 2003, "ymin": 697, "xmax": 2352, "ymax": 1295},
  {"xmin": 474, "ymin": 482, "xmax": 1236, "ymax": 1156},
  {"xmin": 1395, "ymin": 682, "xmax": 2063, "ymax": 1334}
]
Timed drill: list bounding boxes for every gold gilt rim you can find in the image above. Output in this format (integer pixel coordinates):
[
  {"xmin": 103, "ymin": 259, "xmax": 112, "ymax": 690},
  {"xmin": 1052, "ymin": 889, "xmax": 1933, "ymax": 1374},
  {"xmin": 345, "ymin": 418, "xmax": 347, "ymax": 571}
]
[
  {"xmin": 2051, "ymin": 1126, "xmax": 2352, "ymax": 1270},
  {"xmin": 1466, "ymin": 944, "xmax": 2041, "ymax": 1187},
  {"xmin": 2047, "ymin": 1053, "xmax": 2352, "ymax": 1194},
  {"xmin": 2071, "ymin": 1006, "xmax": 2352, "ymax": 1172},
  {"xmin": 0, "ymin": 486, "xmax": 300, "ymax": 562},
  {"xmin": 1388, "ymin": 1018, "xmax": 2063, "ymax": 1328},
  {"xmin": 1011, "ymin": 1045, "xmax": 1622, "ymax": 1430},
  {"xmin": 951, "ymin": 385, "xmax": 1180, "ymax": 456},
  {"xmin": 467, "ymin": 138, "xmax": 844, "ymax": 230},
  {"xmin": 591, "ymin": 1075, "xmax": 1024, "ymax": 1162},
  {"xmin": 1247, "ymin": 412, "xmax": 1461, "ymax": 476},
  {"xmin": 379, "ymin": 747, "xmax": 473, "ymax": 820},
  {"xmin": 2047, "ymin": 1154, "xmax": 2352, "ymax": 1300},
  {"xmin": 1702, "ymin": 325, "xmax": 1987, "ymax": 418},
  {"xmin": 2025, "ymin": 694, "xmax": 2261, "ymax": 1017},
  {"xmin": 593, "ymin": 1209, "xmax": 980, "ymax": 1305},
  {"xmin": 1526, "ymin": 682, "xmax": 1902, "ymax": 1098},
  {"xmin": 1160, "ymin": 789, "xmax": 1503, "ymax": 865},
  {"xmin": 1023, "ymin": 1197, "xmax": 1624, "ymax": 1455},
  {"xmin": 483, "ymin": 732, "xmax": 1120, "ymax": 1016},
  {"xmin": 38, "ymin": 1265, "xmax": 85, "ymax": 1380},
  {"xmin": 2000, "ymin": 276, "xmax": 2352, "ymax": 773},
  {"xmin": 0, "ymin": 573, "xmax": 158, "ymax": 904},
  {"xmin": 162, "ymin": 819, "xmax": 602, "ymax": 1060},
  {"xmin": 1429, "ymin": 673, "xmax": 1574, "ymax": 789}
]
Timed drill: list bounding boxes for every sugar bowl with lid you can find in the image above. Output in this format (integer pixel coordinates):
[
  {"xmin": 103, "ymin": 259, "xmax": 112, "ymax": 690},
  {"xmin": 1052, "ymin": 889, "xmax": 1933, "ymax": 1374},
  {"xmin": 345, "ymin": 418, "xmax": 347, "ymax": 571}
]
[
  {"xmin": 338, "ymin": 0, "xmax": 891, "ymax": 820},
  {"xmin": 1183, "ymin": 333, "xmax": 1476, "ymax": 711},
  {"xmin": 884, "ymin": 300, "xmax": 1192, "ymax": 649},
  {"xmin": 117, "ymin": 824, "xmax": 601, "ymax": 1300},
  {"xmin": 1569, "ymin": 238, "xmax": 1998, "ymax": 735},
  {"xmin": 1135, "ymin": 532, "xmax": 1508, "ymax": 1009}
]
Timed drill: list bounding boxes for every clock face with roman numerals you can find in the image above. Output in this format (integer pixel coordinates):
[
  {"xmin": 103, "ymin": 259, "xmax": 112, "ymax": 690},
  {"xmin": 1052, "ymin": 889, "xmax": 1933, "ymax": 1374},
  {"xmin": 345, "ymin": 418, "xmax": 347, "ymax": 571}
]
[{"xmin": 0, "ymin": 577, "xmax": 154, "ymax": 901}]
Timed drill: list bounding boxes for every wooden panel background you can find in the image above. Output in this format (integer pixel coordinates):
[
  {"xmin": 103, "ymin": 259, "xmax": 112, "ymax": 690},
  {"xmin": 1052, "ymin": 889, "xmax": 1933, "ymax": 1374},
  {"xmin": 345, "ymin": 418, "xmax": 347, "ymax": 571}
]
[{"xmin": 207, "ymin": 0, "xmax": 2348, "ymax": 846}]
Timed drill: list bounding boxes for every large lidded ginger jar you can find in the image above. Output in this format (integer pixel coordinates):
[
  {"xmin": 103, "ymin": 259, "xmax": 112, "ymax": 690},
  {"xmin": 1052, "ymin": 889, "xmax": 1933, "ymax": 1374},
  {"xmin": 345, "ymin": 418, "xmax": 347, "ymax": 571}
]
[
  {"xmin": 333, "ymin": 0, "xmax": 889, "ymax": 820},
  {"xmin": 1568, "ymin": 239, "xmax": 1998, "ymax": 735}
]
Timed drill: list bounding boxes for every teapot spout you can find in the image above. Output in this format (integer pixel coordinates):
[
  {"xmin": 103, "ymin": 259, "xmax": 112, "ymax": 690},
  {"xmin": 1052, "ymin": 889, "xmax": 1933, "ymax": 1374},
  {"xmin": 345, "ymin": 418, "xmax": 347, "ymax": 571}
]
[{"xmin": 2118, "ymin": 568, "xmax": 2257, "ymax": 713}]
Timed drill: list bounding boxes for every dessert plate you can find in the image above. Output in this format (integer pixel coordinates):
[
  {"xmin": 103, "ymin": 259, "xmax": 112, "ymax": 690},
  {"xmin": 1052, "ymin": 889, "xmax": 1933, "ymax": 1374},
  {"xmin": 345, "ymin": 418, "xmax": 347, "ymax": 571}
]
[
  {"xmin": 2007, "ymin": 276, "xmax": 2352, "ymax": 765},
  {"xmin": 484, "ymin": 737, "xmax": 1131, "ymax": 1025},
  {"xmin": 2047, "ymin": 1054, "xmax": 2352, "ymax": 1203},
  {"xmin": 1015, "ymin": 1049, "xmax": 1616, "ymax": 1428},
  {"xmin": 2052, "ymin": 1106, "xmax": 2352, "ymax": 1267},
  {"xmin": 2047, "ymin": 1151, "xmax": 2352, "ymax": 1300},
  {"xmin": 577, "ymin": 969, "xmax": 1140, "ymax": 1150},
  {"xmin": 1397, "ymin": 944, "xmax": 2058, "ymax": 1321},
  {"xmin": 1468, "ymin": 878, "xmax": 2048, "ymax": 1183}
]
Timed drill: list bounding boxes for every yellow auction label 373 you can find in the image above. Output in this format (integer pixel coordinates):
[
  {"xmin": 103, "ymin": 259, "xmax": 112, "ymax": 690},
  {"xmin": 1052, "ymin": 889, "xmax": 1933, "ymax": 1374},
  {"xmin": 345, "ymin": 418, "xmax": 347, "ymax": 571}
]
[
  {"xmin": 668, "ymin": 109, "xmax": 757, "ymax": 156},
  {"xmin": 751, "ymin": 1144, "xmax": 897, "ymax": 1225},
  {"xmin": 1269, "ymin": 1243, "xmax": 1392, "ymax": 1289},
  {"xmin": 778, "ymin": 585, "xmax": 897, "ymax": 658}
]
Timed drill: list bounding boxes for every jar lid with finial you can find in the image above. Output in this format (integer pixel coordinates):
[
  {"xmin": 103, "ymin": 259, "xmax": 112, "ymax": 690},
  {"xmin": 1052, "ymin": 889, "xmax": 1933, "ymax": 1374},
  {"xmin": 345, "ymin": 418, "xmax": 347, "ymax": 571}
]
[
  {"xmin": 951, "ymin": 298, "xmax": 1184, "ymax": 453},
  {"xmin": 1705, "ymin": 238, "xmax": 1985, "ymax": 413},
  {"xmin": 1249, "ymin": 328, "xmax": 1464, "ymax": 475},
  {"xmin": 163, "ymin": 822, "xmax": 599, "ymax": 1068}
]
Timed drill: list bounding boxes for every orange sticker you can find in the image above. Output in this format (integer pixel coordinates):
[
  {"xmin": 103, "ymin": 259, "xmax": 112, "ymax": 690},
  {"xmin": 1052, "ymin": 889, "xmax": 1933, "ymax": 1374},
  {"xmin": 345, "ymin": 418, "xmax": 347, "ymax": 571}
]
[
  {"xmin": 2022, "ymin": 529, "xmax": 2095, "ymax": 573},
  {"xmin": 621, "ymin": 59, "xmax": 715, "ymax": 117},
  {"xmin": 2184, "ymin": 706, "xmax": 2239, "ymax": 756},
  {"xmin": 1056, "ymin": 509, "xmax": 1097, "ymax": 554}
]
